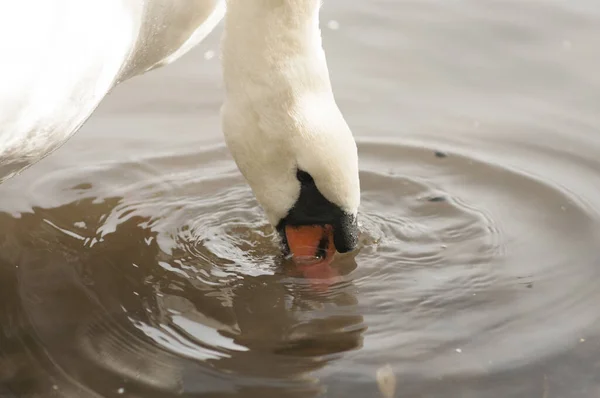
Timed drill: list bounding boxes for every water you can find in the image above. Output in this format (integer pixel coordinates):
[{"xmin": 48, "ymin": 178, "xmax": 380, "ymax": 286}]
[{"xmin": 2, "ymin": 1, "xmax": 600, "ymax": 397}]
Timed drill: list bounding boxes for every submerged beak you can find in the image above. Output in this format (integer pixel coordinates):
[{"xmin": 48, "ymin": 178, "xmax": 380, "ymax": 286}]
[{"xmin": 284, "ymin": 224, "xmax": 336, "ymax": 265}]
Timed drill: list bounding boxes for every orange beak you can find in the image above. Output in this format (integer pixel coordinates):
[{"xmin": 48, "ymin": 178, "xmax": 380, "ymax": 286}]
[{"xmin": 284, "ymin": 224, "xmax": 336, "ymax": 265}]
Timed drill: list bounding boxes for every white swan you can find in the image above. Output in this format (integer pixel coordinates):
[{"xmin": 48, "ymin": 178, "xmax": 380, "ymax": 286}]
[{"xmin": 0, "ymin": 0, "xmax": 360, "ymax": 261}]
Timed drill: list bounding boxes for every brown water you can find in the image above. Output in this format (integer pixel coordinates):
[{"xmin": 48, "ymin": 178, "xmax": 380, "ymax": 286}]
[{"xmin": 2, "ymin": 1, "xmax": 600, "ymax": 397}]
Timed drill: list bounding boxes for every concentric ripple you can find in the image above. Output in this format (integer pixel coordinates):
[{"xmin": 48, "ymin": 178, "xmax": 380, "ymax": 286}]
[{"xmin": 1, "ymin": 140, "xmax": 600, "ymax": 397}]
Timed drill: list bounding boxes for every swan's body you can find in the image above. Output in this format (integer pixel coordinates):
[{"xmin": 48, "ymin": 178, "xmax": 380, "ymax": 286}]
[
  {"xmin": 0, "ymin": 0, "xmax": 225, "ymax": 181},
  {"xmin": 0, "ymin": 0, "xmax": 360, "ymax": 257}
]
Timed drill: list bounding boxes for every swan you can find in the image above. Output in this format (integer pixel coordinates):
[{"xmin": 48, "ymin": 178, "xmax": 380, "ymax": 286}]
[{"xmin": 0, "ymin": 0, "xmax": 360, "ymax": 262}]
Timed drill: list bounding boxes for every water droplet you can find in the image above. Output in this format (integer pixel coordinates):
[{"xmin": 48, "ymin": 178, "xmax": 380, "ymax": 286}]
[
  {"xmin": 455, "ymin": 348, "xmax": 462, "ymax": 353},
  {"xmin": 327, "ymin": 20, "xmax": 340, "ymax": 30},
  {"xmin": 117, "ymin": 387, "xmax": 125, "ymax": 394},
  {"xmin": 204, "ymin": 50, "xmax": 215, "ymax": 60}
]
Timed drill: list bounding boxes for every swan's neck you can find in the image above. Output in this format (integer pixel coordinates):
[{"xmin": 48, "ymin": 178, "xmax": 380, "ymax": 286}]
[{"xmin": 221, "ymin": 0, "xmax": 331, "ymax": 99}]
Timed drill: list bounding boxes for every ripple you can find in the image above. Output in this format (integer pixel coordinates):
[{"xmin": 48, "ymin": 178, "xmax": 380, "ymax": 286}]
[{"xmin": 1, "ymin": 140, "xmax": 600, "ymax": 397}]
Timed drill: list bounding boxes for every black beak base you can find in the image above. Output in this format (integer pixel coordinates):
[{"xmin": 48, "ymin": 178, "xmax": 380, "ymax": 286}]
[{"xmin": 276, "ymin": 169, "xmax": 359, "ymax": 255}]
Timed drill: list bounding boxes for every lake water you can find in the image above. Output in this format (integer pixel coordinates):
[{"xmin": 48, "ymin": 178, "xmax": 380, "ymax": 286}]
[{"xmin": 2, "ymin": 1, "xmax": 600, "ymax": 397}]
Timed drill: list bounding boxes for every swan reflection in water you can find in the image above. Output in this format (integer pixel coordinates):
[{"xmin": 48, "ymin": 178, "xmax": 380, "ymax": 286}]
[{"xmin": 0, "ymin": 195, "xmax": 366, "ymax": 397}]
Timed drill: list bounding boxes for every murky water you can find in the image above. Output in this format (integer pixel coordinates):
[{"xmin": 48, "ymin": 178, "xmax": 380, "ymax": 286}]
[{"xmin": 2, "ymin": 1, "xmax": 600, "ymax": 397}]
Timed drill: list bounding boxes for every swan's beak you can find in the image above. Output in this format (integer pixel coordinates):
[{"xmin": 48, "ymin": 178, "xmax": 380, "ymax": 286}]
[{"xmin": 284, "ymin": 224, "xmax": 335, "ymax": 265}]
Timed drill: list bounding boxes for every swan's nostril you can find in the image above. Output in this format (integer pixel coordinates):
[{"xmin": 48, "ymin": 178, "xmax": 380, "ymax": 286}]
[{"xmin": 315, "ymin": 235, "xmax": 330, "ymax": 259}]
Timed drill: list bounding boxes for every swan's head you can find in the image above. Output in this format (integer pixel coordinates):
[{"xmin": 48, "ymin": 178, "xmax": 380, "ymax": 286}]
[{"xmin": 222, "ymin": 94, "xmax": 360, "ymax": 262}]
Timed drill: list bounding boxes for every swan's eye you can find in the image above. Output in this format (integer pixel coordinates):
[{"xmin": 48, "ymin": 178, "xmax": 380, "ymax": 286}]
[{"xmin": 296, "ymin": 170, "xmax": 314, "ymax": 185}]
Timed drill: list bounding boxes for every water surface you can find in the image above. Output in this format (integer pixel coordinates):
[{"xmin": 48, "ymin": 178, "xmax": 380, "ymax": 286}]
[{"xmin": 2, "ymin": 1, "xmax": 600, "ymax": 397}]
